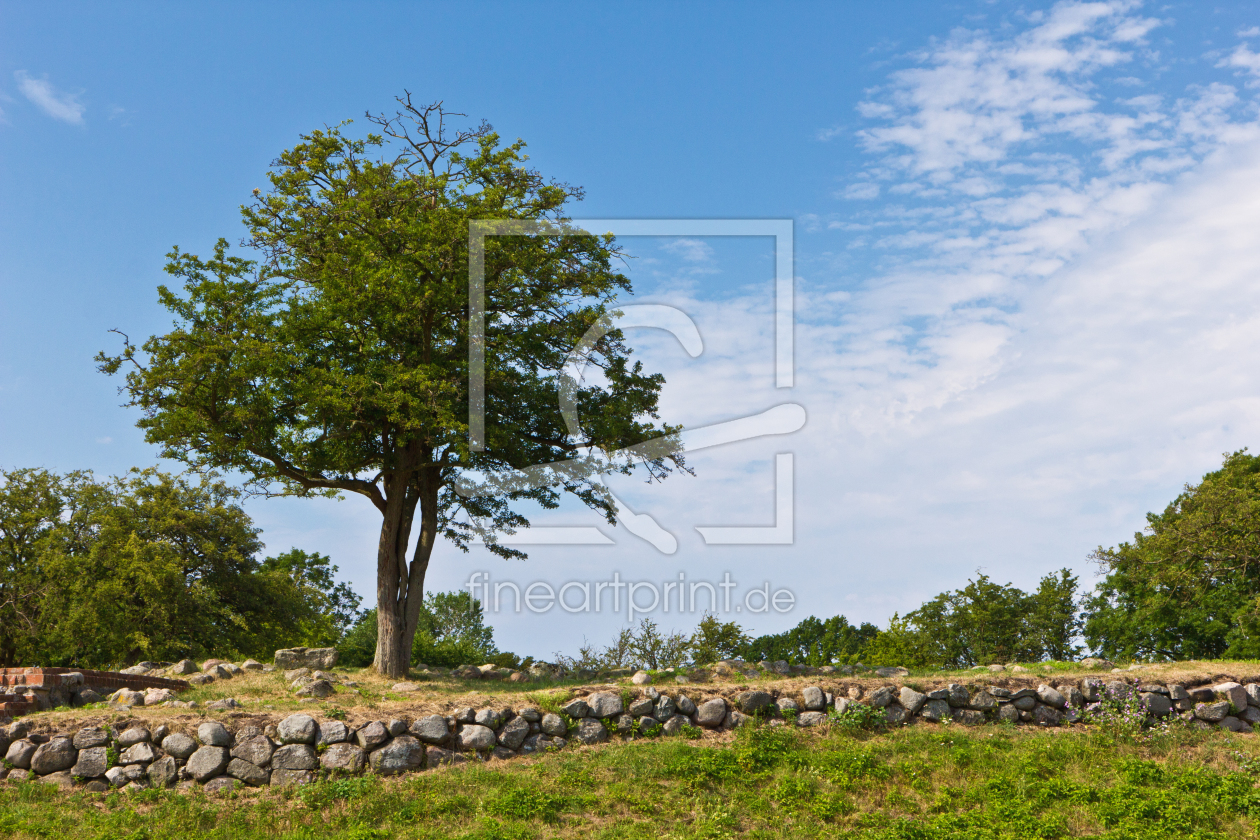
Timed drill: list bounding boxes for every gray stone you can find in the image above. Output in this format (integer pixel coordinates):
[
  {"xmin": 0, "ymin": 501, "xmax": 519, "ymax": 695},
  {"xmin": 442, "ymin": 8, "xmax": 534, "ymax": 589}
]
[
  {"xmin": 777, "ymin": 698, "xmax": 800, "ymax": 714},
  {"xmin": 205, "ymin": 697, "xmax": 240, "ymax": 711},
  {"xmin": 317, "ymin": 720, "xmax": 349, "ymax": 745},
  {"xmin": 663, "ymin": 714, "xmax": 689, "ymax": 735},
  {"xmin": 1036, "ymin": 685, "xmax": 1067, "ymax": 710},
  {"xmin": 474, "ymin": 708, "xmax": 503, "ymax": 729},
  {"xmin": 37, "ymin": 770, "xmax": 75, "ymax": 789},
  {"xmin": 947, "ymin": 684, "xmax": 970, "ymax": 708},
  {"xmin": 638, "ymin": 716, "xmax": 663, "ymax": 735},
  {"xmin": 272, "ymin": 744, "xmax": 318, "ymax": 771},
  {"xmin": 296, "ymin": 679, "xmax": 335, "ymax": 699},
  {"xmin": 802, "ymin": 686, "xmax": 826, "ymax": 711},
  {"xmin": 203, "ymin": 776, "xmax": 240, "ymax": 793},
  {"xmin": 899, "ymin": 687, "xmax": 926, "ymax": 715},
  {"xmin": 369, "ymin": 735, "xmax": 425, "ymax": 775},
  {"xmin": 631, "ymin": 670, "xmax": 652, "ymax": 685},
  {"xmin": 224, "ymin": 757, "xmax": 269, "ymax": 786},
  {"xmin": 1214, "ymin": 682, "xmax": 1249, "ymax": 711},
  {"xmin": 84, "ymin": 780, "xmax": 109, "ymax": 792},
  {"xmin": 885, "ymin": 705, "xmax": 910, "ymax": 725},
  {"xmin": 119, "ymin": 742, "xmax": 159, "ymax": 764},
  {"xmin": 628, "ymin": 696, "xmax": 655, "ymax": 716},
  {"xmin": 458, "ymin": 724, "xmax": 497, "ymax": 751},
  {"xmin": 277, "ymin": 714, "xmax": 318, "ymax": 745},
  {"xmin": 410, "ymin": 715, "xmax": 449, "ymax": 745},
  {"xmin": 574, "ymin": 719, "xmax": 608, "ymax": 744},
  {"xmin": 1196, "ymin": 701, "xmax": 1231, "ymax": 722},
  {"xmin": 7, "ymin": 721, "xmax": 28, "ymax": 740},
  {"xmin": 231, "ymin": 735, "xmax": 275, "ymax": 768},
  {"xmin": 72, "ymin": 727, "xmax": 109, "ymax": 750},
  {"xmin": 1171, "ymin": 685, "xmax": 1194, "ymax": 711},
  {"xmin": 105, "ymin": 766, "xmax": 130, "ymax": 787},
  {"xmin": 517, "ymin": 707, "xmax": 542, "ymax": 722},
  {"xmin": 148, "ymin": 756, "xmax": 178, "ymax": 788},
  {"xmin": 587, "ymin": 692, "xmax": 624, "ymax": 718},
  {"xmin": 875, "ymin": 666, "xmax": 909, "ymax": 678},
  {"xmin": 498, "ymin": 717, "xmax": 530, "ymax": 750},
  {"xmin": 677, "ymin": 694, "xmax": 698, "ymax": 716},
  {"xmin": 696, "ymin": 698, "xmax": 727, "ymax": 728},
  {"xmin": 541, "ymin": 713, "xmax": 567, "ymax": 736},
  {"xmin": 1141, "ymin": 692, "xmax": 1173, "ymax": 717},
  {"xmin": 1245, "ymin": 684, "xmax": 1260, "ymax": 707},
  {"xmin": 153, "ymin": 725, "xmax": 170, "ymax": 742},
  {"xmin": 453, "ymin": 707, "xmax": 475, "ymax": 724},
  {"xmin": 285, "ymin": 667, "xmax": 312, "ymax": 682},
  {"xmin": 561, "ymin": 698, "xmax": 590, "ymax": 719},
  {"xmin": 162, "ymin": 732, "xmax": 198, "ymax": 759},
  {"xmin": 921, "ymin": 699, "xmax": 951, "ymax": 722},
  {"xmin": 1012, "ymin": 695, "xmax": 1037, "ymax": 711},
  {"xmin": 321, "ymin": 742, "xmax": 365, "ymax": 773},
  {"xmin": 387, "ymin": 719, "xmax": 408, "ymax": 737},
  {"xmin": 987, "ymin": 686, "xmax": 1012, "ymax": 699},
  {"xmin": 30, "ymin": 738, "xmax": 77, "ymax": 774},
  {"xmin": 737, "ymin": 690, "xmax": 774, "ymax": 714},
  {"xmin": 187, "ymin": 746, "xmax": 230, "ymax": 782},
  {"xmin": 272, "ymin": 768, "xmax": 316, "ymax": 786},
  {"xmin": 73, "ymin": 746, "xmax": 109, "ymax": 778},
  {"xmin": 868, "ymin": 686, "xmax": 896, "ymax": 708},
  {"xmin": 926, "ymin": 688, "xmax": 949, "ymax": 700},
  {"xmin": 1067, "ymin": 687, "xmax": 1085, "ymax": 708},
  {"xmin": 954, "ymin": 709, "xmax": 986, "ymax": 725},
  {"xmin": 118, "ymin": 727, "xmax": 150, "ymax": 747},
  {"xmin": 1240, "ymin": 706, "xmax": 1260, "ymax": 725},
  {"xmin": 197, "ymin": 722, "xmax": 232, "ymax": 747},
  {"xmin": 241, "ymin": 659, "xmax": 264, "ymax": 671},
  {"xmin": 722, "ymin": 710, "xmax": 750, "ymax": 730},
  {"xmin": 1033, "ymin": 705, "xmax": 1063, "ymax": 726},
  {"xmin": 997, "ymin": 704, "xmax": 1020, "ymax": 724},
  {"xmin": 1010, "ymin": 688, "xmax": 1038, "ymax": 700},
  {"xmin": 170, "ymin": 659, "xmax": 199, "ymax": 675},
  {"xmin": 968, "ymin": 690, "xmax": 997, "ymax": 712},
  {"xmin": 274, "ymin": 646, "xmax": 338, "ymax": 670},
  {"xmin": 355, "ymin": 721, "xmax": 389, "ymax": 750},
  {"xmin": 1221, "ymin": 716, "xmax": 1252, "ymax": 733},
  {"xmin": 797, "ymin": 711, "xmax": 828, "ymax": 727},
  {"xmin": 656, "ymin": 695, "xmax": 678, "ymax": 720}
]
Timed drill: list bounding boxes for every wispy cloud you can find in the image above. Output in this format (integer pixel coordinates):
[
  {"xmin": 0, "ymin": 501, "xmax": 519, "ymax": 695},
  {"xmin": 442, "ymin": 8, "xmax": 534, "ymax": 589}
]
[{"xmin": 14, "ymin": 71, "xmax": 85, "ymax": 124}]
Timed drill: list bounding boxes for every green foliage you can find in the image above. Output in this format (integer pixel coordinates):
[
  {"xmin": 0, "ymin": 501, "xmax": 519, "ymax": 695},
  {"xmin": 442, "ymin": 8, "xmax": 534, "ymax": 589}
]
[
  {"xmin": 556, "ymin": 617, "xmax": 691, "ymax": 671},
  {"xmin": 689, "ymin": 612, "xmax": 751, "ymax": 664},
  {"xmin": 260, "ymin": 549, "xmax": 362, "ymax": 645},
  {"xmin": 1084, "ymin": 449, "xmax": 1260, "ymax": 661},
  {"xmin": 97, "ymin": 98, "xmax": 684, "ymax": 676},
  {"xmin": 829, "ymin": 702, "xmax": 887, "ymax": 732},
  {"xmin": 739, "ymin": 614, "xmax": 879, "ymax": 666},
  {"xmin": 0, "ymin": 466, "xmax": 354, "ymax": 666},
  {"xmin": 481, "ymin": 788, "xmax": 568, "ymax": 822},
  {"xmin": 863, "ymin": 570, "xmax": 1081, "ymax": 668}
]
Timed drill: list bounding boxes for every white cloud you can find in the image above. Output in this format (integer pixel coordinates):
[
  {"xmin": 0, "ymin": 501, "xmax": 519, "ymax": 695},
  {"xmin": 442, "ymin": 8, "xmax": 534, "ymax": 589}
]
[
  {"xmin": 1219, "ymin": 45, "xmax": 1260, "ymax": 81},
  {"xmin": 14, "ymin": 71, "xmax": 85, "ymax": 124},
  {"xmin": 660, "ymin": 238, "xmax": 715, "ymax": 264},
  {"xmin": 1238, "ymin": 26, "xmax": 1260, "ymax": 38},
  {"xmin": 841, "ymin": 182, "xmax": 880, "ymax": 200}
]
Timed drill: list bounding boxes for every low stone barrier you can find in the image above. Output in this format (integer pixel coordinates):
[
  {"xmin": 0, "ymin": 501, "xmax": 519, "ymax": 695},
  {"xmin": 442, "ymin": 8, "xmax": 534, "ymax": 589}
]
[
  {"xmin": 0, "ymin": 668, "xmax": 190, "ymax": 717},
  {"xmin": 2, "ymin": 675, "xmax": 1256, "ymax": 792}
]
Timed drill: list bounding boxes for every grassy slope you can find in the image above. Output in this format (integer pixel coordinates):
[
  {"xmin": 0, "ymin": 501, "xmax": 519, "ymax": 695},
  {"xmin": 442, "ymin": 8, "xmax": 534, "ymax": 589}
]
[{"xmin": 7, "ymin": 660, "xmax": 1260, "ymax": 838}]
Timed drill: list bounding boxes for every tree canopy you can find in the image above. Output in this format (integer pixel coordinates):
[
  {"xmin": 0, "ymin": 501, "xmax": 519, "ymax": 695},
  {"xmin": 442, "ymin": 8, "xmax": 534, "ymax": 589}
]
[
  {"xmin": 1084, "ymin": 449, "xmax": 1260, "ymax": 660},
  {"xmin": 99, "ymin": 97, "xmax": 683, "ymax": 676}
]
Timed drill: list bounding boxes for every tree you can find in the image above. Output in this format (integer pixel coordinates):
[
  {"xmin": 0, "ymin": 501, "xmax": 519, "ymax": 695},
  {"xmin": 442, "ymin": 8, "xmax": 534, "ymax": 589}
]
[
  {"xmin": 98, "ymin": 97, "xmax": 683, "ymax": 677},
  {"xmin": 1083, "ymin": 450, "xmax": 1260, "ymax": 660},
  {"xmin": 337, "ymin": 590, "xmax": 503, "ymax": 669},
  {"xmin": 739, "ymin": 614, "xmax": 877, "ymax": 666},
  {"xmin": 260, "ymin": 549, "xmax": 363, "ymax": 644},
  {"xmin": 690, "ymin": 612, "xmax": 751, "ymax": 664}
]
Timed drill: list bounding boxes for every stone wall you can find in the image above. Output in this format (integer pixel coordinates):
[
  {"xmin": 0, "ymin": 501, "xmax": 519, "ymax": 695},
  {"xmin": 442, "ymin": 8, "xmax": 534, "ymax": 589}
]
[
  {"xmin": 2, "ymin": 674, "xmax": 1257, "ymax": 792},
  {"xmin": 0, "ymin": 668, "xmax": 190, "ymax": 717}
]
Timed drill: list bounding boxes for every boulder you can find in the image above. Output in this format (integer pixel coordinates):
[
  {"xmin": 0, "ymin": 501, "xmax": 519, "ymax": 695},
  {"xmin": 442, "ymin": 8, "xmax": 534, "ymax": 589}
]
[
  {"xmin": 867, "ymin": 687, "xmax": 896, "ymax": 708},
  {"xmin": 458, "ymin": 724, "xmax": 497, "ymax": 751},
  {"xmin": 875, "ymin": 667, "xmax": 909, "ymax": 678},
  {"xmin": 540, "ymin": 714, "xmax": 567, "ymax": 737},
  {"xmin": 574, "ymin": 719, "xmax": 608, "ymax": 744},
  {"xmin": 148, "ymin": 756, "xmax": 179, "ymax": 788},
  {"xmin": 144, "ymin": 689, "xmax": 176, "ymax": 705},
  {"xmin": 587, "ymin": 692, "xmax": 624, "ymax": 718},
  {"xmin": 231, "ymin": 736, "xmax": 275, "ymax": 768},
  {"xmin": 119, "ymin": 743, "xmax": 159, "ymax": 764},
  {"xmin": 968, "ymin": 690, "xmax": 997, "ymax": 712},
  {"xmin": 1033, "ymin": 705, "xmax": 1063, "ymax": 727},
  {"xmin": 474, "ymin": 708, "xmax": 503, "ymax": 729},
  {"xmin": 296, "ymin": 680, "xmax": 335, "ymax": 699},
  {"xmin": 104, "ymin": 766, "xmax": 130, "ymax": 787},
  {"xmin": 197, "ymin": 722, "xmax": 232, "ymax": 747},
  {"xmin": 369, "ymin": 735, "xmax": 425, "ymax": 775},
  {"xmin": 274, "ymin": 647, "xmax": 338, "ymax": 670},
  {"xmin": 270, "ymin": 769, "xmax": 315, "ymax": 787},
  {"xmin": 72, "ymin": 746, "xmax": 109, "ymax": 778},
  {"xmin": 1221, "ymin": 716, "xmax": 1252, "ymax": 733},
  {"xmin": 317, "ymin": 721, "xmax": 349, "ymax": 745},
  {"xmin": 802, "ymin": 687, "xmax": 826, "ymax": 711},
  {"xmin": 736, "ymin": 690, "xmax": 774, "ymax": 714},
  {"xmin": 118, "ymin": 727, "xmax": 151, "ymax": 747},
  {"xmin": 954, "ymin": 709, "xmax": 986, "ymax": 725},
  {"xmin": 73, "ymin": 727, "xmax": 110, "ymax": 750},
  {"xmin": 321, "ymin": 742, "xmax": 366, "ymax": 773},
  {"xmin": 628, "ymin": 696, "xmax": 655, "ymax": 717},
  {"xmin": 1141, "ymin": 692, "xmax": 1173, "ymax": 717},
  {"xmin": 797, "ymin": 711, "xmax": 828, "ymax": 727},
  {"xmin": 696, "ymin": 698, "xmax": 728, "ymax": 728},
  {"xmin": 187, "ymin": 674, "xmax": 214, "ymax": 687},
  {"xmin": 885, "ymin": 705, "xmax": 910, "ymax": 725},
  {"xmin": 170, "ymin": 659, "xmax": 199, "ymax": 675},
  {"xmin": 206, "ymin": 698, "xmax": 241, "ymax": 711},
  {"xmin": 226, "ymin": 758, "xmax": 269, "ymax": 786},
  {"xmin": 241, "ymin": 659, "xmax": 265, "ymax": 671},
  {"xmin": 112, "ymin": 688, "xmax": 145, "ymax": 706},
  {"xmin": 947, "ymin": 684, "xmax": 970, "ymax": 708},
  {"xmin": 517, "ymin": 707, "xmax": 542, "ymax": 722},
  {"xmin": 426, "ymin": 747, "xmax": 467, "ymax": 766},
  {"xmin": 1036, "ymin": 685, "xmax": 1067, "ymax": 710},
  {"xmin": 410, "ymin": 715, "xmax": 450, "ymax": 745},
  {"xmin": 1245, "ymin": 684, "xmax": 1260, "ymax": 707},
  {"xmin": 561, "ymin": 698, "xmax": 590, "ymax": 719},
  {"xmin": 355, "ymin": 721, "xmax": 389, "ymax": 750},
  {"xmin": 1079, "ymin": 658, "xmax": 1114, "ymax": 669},
  {"xmin": 631, "ymin": 671, "xmax": 652, "ymax": 685},
  {"xmin": 162, "ymin": 732, "xmax": 198, "ymax": 759},
  {"xmin": 187, "ymin": 746, "xmax": 230, "ymax": 782},
  {"xmin": 898, "ymin": 687, "xmax": 926, "ymax": 715},
  {"xmin": 498, "ymin": 717, "xmax": 531, "ymax": 750},
  {"xmin": 677, "ymin": 695, "xmax": 698, "ymax": 716},
  {"xmin": 272, "ymin": 744, "xmax": 319, "ymax": 771},
  {"xmin": 278, "ymin": 714, "xmax": 318, "ymax": 744},
  {"xmin": 920, "ymin": 699, "xmax": 951, "ymax": 722},
  {"xmin": 638, "ymin": 716, "xmax": 662, "ymax": 735},
  {"xmin": 1213, "ymin": 682, "xmax": 1249, "ymax": 712},
  {"xmin": 1196, "ymin": 701, "xmax": 1231, "ymax": 722},
  {"xmin": 30, "ymin": 738, "xmax": 77, "ymax": 775}
]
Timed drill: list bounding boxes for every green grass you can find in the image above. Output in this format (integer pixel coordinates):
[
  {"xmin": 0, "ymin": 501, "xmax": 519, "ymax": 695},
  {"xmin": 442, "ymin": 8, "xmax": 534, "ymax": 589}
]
[{"xmin": 3, "ymin": 720, "xmax": 1260, "ymax": 838}]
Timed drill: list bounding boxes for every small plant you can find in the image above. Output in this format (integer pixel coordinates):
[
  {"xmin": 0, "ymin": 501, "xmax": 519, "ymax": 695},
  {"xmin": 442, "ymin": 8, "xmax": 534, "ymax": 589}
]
[
  {"xmin": 105, "ymin": 742, "xmax": 120, "ymax": 768},
  {"xmin": 680, "ymin": 723, "xmax": 704, "ymax": 740},
  {"xmin": 325, "ymin": 707, "xmax": 347, "ymax": 721},
  {"xmin": 828, "ymin": 703, "xmax": 886, "ymax": 731}
]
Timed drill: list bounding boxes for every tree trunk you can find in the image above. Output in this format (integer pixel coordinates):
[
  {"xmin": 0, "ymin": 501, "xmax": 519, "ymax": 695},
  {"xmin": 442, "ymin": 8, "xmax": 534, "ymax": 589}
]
[{"xmin": 373, "ymin": 474, "xmax": 419, "ymax": 679}]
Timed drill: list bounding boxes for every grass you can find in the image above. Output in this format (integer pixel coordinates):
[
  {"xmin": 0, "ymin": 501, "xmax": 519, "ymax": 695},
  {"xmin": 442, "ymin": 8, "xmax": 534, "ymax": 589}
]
[{"xmin": 5, "ymin": 718, "xmax": 1260, "ymax": 838}]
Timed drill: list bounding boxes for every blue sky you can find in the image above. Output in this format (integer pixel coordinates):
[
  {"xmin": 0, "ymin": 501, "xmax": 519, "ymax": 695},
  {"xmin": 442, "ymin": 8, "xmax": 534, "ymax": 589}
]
[{"xmin": 5, "ymin": 1, "xmax": 1260, "ymax": 659}]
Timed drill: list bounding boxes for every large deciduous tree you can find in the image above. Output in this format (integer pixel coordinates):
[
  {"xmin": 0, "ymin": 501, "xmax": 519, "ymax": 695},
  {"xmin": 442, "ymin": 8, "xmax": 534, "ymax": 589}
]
[{"xmin": 99, "ymin": 97, "xmax": 682, "ymax": 677}]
